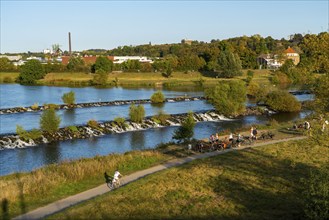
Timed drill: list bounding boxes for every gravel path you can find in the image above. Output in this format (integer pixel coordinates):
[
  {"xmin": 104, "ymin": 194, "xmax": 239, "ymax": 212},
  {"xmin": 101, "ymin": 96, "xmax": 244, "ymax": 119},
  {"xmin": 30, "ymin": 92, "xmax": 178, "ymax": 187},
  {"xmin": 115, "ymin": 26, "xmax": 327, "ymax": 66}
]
[{"xmin": 13, "ymin": 136, "xmax": 306, "ymax": 220}]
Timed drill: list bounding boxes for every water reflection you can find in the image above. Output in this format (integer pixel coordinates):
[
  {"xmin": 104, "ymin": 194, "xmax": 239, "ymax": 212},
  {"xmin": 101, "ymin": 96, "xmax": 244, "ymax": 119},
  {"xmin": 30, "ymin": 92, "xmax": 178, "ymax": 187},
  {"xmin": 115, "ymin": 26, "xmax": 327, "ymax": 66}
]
[{"xmin": 130, "ymin": 131, "xmax": 146, "ymax": 150}]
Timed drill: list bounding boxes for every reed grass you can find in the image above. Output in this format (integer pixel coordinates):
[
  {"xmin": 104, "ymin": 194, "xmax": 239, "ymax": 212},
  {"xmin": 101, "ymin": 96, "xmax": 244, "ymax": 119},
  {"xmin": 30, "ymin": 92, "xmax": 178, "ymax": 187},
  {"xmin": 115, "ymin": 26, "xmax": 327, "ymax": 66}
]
[
  {"xmin": 0, "ymin": 150, "xmax": 171, "ymax": 219},
  {"xmin": 49, "ymin": 139, "xmax": 329, "ymax": 219}
]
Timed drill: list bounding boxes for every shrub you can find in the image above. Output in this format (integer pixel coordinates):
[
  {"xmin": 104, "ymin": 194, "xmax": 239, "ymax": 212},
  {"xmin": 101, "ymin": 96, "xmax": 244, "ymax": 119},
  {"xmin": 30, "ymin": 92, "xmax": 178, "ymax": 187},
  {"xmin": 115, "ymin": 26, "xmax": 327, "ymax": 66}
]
[
  {"xmin": 129, "ymin": 104, "xmax": 145, "ymax": 123},
  {"xmin": 265, "ymin": 90, "xmax": 301, "ymax": 112},
  {"xmin": 150, "ymin": 91, "xmax": 165, "ymax": 103},
  {"xmin": 68, "ymin": 125, "xmax": 79, "ymax": 133},
  {"xmin": 172, "ymin": 112, "xmax": 195, "ymax": 143},
  {"xmin": 114, "ymin": 117, "xmax": 127, "ymax": 128},
  {"xmin": 92, "ymin": 69, "xmax": 108, "ymax": 85},
  {"xmin": 152, "ymin": 110, "xmax": 170, "ymax": 125},
  {"xmin": 31, "ymin": 103, "xmax": 39, "ymax": 110},
  {"xmin": 87, "ymin": 120, "xmax": 99, "ymax": 129},
  {"xmin": 40, "ymin": 108, "xmax": 61, "ymax": 133},
  {"xmin": 205, "ymin": 81, "xmax": 246, "ymax": 116},
  {"xmin": 61, "ymin": 91, "xmax": 76, "ymax": 106},
  {"xmin": 16, "ymin": 125, "xmax": 42, "ymax": 141},
  {"xmin": 301, "ymin": 166, "xmax": 329, "ymax": 219},
  {"xmin": 17, "ymin": 59, "xmax": 45, "ymax": 84},
  {"xmin": 44, "ymin": 103, "xmax": 59, "ymax": 110}
]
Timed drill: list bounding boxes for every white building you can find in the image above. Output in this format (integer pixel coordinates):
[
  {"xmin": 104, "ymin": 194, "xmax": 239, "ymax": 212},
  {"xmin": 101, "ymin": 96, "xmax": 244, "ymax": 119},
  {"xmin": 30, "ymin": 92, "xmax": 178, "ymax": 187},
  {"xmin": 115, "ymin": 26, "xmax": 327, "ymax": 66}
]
[
  {"xmin": 113, "ymin": 56, "xmax": 153, "ymax": 64},
  {"xmin": 0, "ymin": 55, "xmax": 22, "ymax": 61}
]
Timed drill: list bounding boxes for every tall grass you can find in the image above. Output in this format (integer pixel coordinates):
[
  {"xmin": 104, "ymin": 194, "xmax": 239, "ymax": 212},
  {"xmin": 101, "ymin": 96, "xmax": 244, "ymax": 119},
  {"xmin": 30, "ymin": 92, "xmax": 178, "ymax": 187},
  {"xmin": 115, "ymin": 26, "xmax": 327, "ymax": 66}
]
[{"xmin": 0, "ymin": 150, "xmax": 170, "ymax": 218}]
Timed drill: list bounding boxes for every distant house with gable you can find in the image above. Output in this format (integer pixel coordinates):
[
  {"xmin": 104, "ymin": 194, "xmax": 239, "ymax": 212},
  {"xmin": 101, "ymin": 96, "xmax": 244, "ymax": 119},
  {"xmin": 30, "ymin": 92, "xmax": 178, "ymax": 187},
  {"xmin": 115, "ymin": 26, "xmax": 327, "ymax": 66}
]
[
  {"xmin": 257, "ymin": 47, "xmax": 300, "ymax": 69},
  {"xmin": 283, "ymin": 46, "xmax": 300, "ymax": 65}
]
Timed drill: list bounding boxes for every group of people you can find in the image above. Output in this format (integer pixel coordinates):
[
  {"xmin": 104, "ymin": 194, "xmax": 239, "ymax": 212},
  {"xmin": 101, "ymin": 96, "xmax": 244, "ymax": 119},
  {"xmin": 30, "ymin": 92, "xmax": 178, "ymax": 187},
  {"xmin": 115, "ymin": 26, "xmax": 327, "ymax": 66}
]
[
  {"xmin": 292, "ymin": 121, "xmax": 311, "ymax": 130},
  {"xmin": 208, "ymin": 132, "xmax": 245, "ymax": 149}
]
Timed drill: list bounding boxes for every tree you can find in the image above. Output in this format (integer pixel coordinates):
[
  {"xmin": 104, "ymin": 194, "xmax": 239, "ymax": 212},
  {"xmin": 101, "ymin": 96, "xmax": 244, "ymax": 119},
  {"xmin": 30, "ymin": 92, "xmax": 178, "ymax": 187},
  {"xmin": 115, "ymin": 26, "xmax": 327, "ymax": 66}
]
[
  {"xmin": 150, "ymin": 91, "xmax": 165, "ymax": 103},
  {"xmin": 0, "ymin": 57, "xmax": 15, "ymax": 71},
  {"xmin": 265, "ymin": 90, "xmax": 301, "ymax": 112},
  {"xmin": 40, "ymin": 108, "xmax": 61, "ymax": 133},
  {"xmin": 312, "ymin": 73, "xmax": 329, "ymax": 113},
  {"xmin": 61, "ymin": 91, "xmax": 76, "ymax": 106},
  {"xmin": 92, "ymin": 69, "xmax": 108, "ymax": 85},
  {"xmin": 129, "ymin": 104, "xmax": 145, "ymax": 123},
  {"xmin": 205, "ymin": 81, "xmax": 246, "ymax": 116},
  {"xmin": 94, "ymin": 56, "xmax": 113, "ymax": 73},
  {"xmin": 172, "ymin": 112, "xmax": 195, "ymax": 142},
  {"xmin": 217, "ymin": 50, "xmax": 242, "ymax": 78},
  {"xmin": 67, "ymin": 57, "xmax": 85, "ymax": 72},
  {"xmin": 17, "ymin": 60, "xmax": 45, "ymax": 84}
]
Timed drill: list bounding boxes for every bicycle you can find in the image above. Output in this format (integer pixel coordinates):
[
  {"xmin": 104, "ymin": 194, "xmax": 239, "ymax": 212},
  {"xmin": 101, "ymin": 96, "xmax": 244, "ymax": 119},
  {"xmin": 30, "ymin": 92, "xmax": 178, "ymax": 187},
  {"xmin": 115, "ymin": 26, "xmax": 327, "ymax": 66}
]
[{"xmin": 107, "ymin": 178, "xmax": 121, "ymax": 190}]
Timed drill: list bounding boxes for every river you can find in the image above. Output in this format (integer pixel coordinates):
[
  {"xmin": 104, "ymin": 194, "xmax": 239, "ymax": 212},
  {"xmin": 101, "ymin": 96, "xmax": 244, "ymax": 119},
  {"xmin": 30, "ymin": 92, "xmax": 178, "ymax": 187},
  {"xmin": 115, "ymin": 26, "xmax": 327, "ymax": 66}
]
[{"xmin": 0, "ymin": 84, "xmax": 313, "ymax": 176}]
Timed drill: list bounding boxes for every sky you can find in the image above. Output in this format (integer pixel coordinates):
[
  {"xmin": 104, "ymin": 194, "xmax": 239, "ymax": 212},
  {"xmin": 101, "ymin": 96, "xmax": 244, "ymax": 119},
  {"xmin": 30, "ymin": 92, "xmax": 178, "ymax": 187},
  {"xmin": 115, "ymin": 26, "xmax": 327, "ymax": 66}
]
[{"xmin": 1, "ymin": 0, "xmax": 328, "ymax": 53}]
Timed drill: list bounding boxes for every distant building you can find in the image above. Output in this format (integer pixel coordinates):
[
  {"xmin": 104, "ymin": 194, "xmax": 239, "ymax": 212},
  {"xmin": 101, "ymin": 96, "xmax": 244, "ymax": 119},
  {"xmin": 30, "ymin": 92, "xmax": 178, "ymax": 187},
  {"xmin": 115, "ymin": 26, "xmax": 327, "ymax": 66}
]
[
  {"xmin": 112, "ymin": 56, "xmax": 153, "ymax": 64},
  {"xmin": 257, "ymin": 47, "xmax": 300, "ymax": 69},
  {"xmin": 0, "ymin": 55, "xmax": 22, "ymax": 61},
  {"xmin": 283, "ymin": 47, "xmax": 300, "ymax": 65},
  {"xmin": 181, "ymin": 39, "xmax": 193, "ymax": 45},
  {"xmin": 61, "ymin": 55, "xmax": 153, "ymax": 65},
  {"xmin": 43, "ymin": 48, "xmax": 53, "ymax": 54}
]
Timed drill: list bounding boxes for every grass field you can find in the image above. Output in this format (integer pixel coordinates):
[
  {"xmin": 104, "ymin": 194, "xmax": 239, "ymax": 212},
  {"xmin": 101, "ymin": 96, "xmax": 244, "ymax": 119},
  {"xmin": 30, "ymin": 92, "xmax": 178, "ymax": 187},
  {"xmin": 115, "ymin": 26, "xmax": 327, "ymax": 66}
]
[
  {"xmin": 0, "ymin": 69, "xmax": 273, "ymax": 87},
  {"xmin": 49, "ymin": 138, "xmax": 329, "ymax": 220}
]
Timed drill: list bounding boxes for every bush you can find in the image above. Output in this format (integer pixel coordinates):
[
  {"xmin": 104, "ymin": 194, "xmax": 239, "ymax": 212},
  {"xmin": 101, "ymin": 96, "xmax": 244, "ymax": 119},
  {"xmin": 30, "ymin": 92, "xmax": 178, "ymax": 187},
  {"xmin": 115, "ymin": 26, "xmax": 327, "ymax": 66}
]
[
  {"xmin": 172, "ymin": 112, "xmax": 195, "ymax": 142},
  {"xmin": 17, "ymin": 60, "xmax": 45, "ymax": 84},
  {"xmin": 150, "ymin": 91, "xmax": 165, "ymax": 103},
  {"xmin": 92, "ymin": 69, "xmax": 108, "ymax": 85},
  {"xmin": 31, "ymin": 103, "xmax": 39, "ymax": 110},
  {"xmin": 68, "ymin": 125, "xmax": 79, "ymax": 133},
  {"xmin": 44, "ymin": 103, "xmax": 59, "ymax": 110},
  {"xmin": 40, "ymin": 108, "xmax": 61, "ymax": 133},
  {"xmin": 16, "ymin": 125, "xmax": 42, "ymax": 141},
  {"xmin": 129, "ymin": 104, "xmax": 145, "ymax": 123},
  {"xmin": 205, "ymin": 81, "xmax": 246, "ymax": 116},
  {"xmin": 152, "ymin": 110, "xmax": 170, "ymax": 125},
  {"xmin": 87, "ymin": 120, "xmax": 99, "ymax": 129},
  {"xmin": 265, "ymin": 90, "xmax": 301, "ymax": 112},
  {"xmin": 61, "ymin": 91, "xmax": 76, "ymax": 106},
  {"xmin": 301, "ymin": 166, "xmax": 329, "ymax": 219},
  {"xmin": 114, "ymin": 117, "xmax": 127, "ymax": 128}
]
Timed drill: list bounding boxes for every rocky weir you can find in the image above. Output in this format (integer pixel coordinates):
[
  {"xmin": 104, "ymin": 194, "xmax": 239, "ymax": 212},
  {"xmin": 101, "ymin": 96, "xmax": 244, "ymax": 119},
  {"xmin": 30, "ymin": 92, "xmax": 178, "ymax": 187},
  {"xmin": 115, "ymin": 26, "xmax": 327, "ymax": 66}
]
[
  {"xmin": 0, "ymin": 96, "xmax": 206, "ymax": 114},
  {"xmin": 0, "ymin": 107, "xmax": 269, "ymax": 150}
]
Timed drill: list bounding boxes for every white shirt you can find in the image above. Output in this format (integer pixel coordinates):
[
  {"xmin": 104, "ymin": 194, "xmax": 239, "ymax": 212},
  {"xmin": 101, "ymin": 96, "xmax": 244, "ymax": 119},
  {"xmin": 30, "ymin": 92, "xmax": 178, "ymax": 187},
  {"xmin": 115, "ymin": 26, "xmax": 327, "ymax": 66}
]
[{"xmin": 114, "ymin": 171, "xmax": 121, "ymax": 179}]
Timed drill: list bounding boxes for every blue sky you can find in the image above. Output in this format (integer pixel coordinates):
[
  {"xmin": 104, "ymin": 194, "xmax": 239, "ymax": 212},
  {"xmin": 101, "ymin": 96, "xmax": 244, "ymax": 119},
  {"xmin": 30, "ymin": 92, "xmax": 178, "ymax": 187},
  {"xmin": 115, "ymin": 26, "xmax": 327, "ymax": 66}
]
[{"xmin": 1, "ymin": 0, "xmax": 328, "ymax": 53}]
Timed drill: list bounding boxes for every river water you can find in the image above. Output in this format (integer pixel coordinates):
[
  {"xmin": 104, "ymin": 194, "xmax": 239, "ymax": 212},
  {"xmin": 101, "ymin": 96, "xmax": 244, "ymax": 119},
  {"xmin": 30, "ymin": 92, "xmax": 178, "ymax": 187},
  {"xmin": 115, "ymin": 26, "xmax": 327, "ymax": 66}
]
[{"xmin": 0, "ymin": 84, "xmax": 313, "ymax": 176}]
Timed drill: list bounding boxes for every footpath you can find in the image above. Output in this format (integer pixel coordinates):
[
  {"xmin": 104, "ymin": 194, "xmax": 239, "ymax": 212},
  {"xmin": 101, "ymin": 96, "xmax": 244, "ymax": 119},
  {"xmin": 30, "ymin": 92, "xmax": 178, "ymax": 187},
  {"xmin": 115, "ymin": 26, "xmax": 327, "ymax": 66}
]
[{"xmin": 13, "ymin": 136, "xmax": 306, "ymax": 220}]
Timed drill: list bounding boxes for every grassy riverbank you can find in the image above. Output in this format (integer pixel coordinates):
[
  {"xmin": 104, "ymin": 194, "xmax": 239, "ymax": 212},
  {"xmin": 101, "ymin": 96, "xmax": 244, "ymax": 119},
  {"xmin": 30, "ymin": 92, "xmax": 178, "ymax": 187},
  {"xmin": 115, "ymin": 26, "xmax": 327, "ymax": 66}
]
[
  {"xmin": 49, "ymin": 138, "xmax": 329, "ymax": 220},
  {"xmin": 0, "ymin": 69, "xmax": 272, "ymax": 87},
  {"xmin": 0, "ymin": 124, "xmax": 304, "ymax": 219},
  {"xmin": 0, "ymin": 151, "xmax": 171, "ymax": 219}
]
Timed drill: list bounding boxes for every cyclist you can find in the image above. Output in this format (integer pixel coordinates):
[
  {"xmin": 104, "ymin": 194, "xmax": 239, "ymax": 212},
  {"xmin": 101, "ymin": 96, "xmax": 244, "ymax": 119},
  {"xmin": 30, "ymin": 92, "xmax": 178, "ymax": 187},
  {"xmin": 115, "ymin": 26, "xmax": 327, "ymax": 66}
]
[{"xmin": 113, "ymin": 170, "xmax": 122, "ymax": 186}]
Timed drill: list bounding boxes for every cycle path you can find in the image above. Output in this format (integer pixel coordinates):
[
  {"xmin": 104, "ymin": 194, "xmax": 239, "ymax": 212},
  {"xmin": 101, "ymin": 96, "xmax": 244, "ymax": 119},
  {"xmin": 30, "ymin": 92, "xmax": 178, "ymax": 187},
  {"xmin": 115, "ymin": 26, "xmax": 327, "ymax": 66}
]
[{"xmin": 14, "ymin": 136, "xmax": 306, "ymax": 220}]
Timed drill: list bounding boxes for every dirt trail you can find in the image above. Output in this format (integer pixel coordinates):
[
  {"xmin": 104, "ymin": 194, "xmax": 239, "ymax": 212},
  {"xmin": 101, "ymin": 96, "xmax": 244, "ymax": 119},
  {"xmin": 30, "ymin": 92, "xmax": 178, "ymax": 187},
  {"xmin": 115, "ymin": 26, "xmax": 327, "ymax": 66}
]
[{"xmin": 13, "ymin": 136, "xmax": 306, "ymax": 220}]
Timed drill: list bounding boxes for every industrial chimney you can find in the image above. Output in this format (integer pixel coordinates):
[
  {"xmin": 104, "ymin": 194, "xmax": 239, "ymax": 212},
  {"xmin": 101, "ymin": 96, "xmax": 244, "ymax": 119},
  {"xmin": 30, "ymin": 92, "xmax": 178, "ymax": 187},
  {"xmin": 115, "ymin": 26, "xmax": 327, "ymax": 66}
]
[{"xmin": 68, "ymin": 32, "xmax": 72, "ymax": 55}]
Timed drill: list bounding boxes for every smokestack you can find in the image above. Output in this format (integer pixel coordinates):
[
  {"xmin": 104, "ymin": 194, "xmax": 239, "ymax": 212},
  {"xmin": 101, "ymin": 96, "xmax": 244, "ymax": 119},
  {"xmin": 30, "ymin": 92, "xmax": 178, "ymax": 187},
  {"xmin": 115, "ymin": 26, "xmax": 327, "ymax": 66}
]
[{"xmin": 68, "ymin": 32, "xmax": 72, "ymax": 55}]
